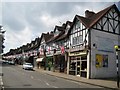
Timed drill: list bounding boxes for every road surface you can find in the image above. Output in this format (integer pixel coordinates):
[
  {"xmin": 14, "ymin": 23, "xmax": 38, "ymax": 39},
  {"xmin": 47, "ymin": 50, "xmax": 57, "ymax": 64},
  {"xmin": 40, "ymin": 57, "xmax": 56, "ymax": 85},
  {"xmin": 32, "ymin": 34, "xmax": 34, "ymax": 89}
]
[{"xmin": 2, "ymin": 63, "xmax": 105, "ymax": 89}]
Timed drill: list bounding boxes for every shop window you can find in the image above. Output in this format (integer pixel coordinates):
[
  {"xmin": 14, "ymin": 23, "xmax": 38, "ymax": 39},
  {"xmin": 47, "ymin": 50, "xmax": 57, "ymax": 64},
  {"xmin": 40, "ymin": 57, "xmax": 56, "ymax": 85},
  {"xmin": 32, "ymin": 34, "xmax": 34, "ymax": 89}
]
[
  {"xmin": 81, "ymin": 61, "xmax": 87, "ymax": 70},
  {"xmin": 70, "ymin": 62, "xmax": 76, "ymax": 70}
]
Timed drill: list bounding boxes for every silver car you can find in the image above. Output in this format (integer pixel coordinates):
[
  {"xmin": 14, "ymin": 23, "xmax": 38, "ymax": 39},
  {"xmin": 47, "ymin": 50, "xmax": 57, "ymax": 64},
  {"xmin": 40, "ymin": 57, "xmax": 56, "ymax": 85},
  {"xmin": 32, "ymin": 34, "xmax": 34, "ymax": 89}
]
[{"xmin": 23, "ymin": 63, "xmax": 33, "ymax": 70}]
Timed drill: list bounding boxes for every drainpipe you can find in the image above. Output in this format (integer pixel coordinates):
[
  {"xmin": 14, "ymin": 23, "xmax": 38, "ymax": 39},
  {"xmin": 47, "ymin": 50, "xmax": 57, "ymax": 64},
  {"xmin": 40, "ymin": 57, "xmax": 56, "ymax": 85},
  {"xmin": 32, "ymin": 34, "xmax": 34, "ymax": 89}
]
[{"xmin": 88, "ymin": 29, "xmax": 91, "ymax": 79}]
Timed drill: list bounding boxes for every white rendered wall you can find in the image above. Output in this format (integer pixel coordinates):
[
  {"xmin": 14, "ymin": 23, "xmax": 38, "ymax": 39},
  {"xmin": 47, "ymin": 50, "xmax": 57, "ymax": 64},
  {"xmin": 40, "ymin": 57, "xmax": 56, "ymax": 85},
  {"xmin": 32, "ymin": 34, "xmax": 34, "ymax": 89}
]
[{"xmin": 90, "ymin": 29, "xmax": 120, "ymax": 78}]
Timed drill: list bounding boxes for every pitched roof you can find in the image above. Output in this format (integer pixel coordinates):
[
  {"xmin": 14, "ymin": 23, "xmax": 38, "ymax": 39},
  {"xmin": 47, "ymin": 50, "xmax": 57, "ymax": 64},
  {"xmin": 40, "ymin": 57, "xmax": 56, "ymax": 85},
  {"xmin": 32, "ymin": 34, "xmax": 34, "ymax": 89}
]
[
  {"xmin": 46, "ymin": 31, "xmax": 64, "ymax": 43},
  {"xmin": 88, "ymin": 4, "xmax": 119, "ymax": 28},
  {"xmin": 56, "ymin": 21, "xmax": 73, "ymax": 41},
  {"xmin": 46, "ymin": 36, "xmax": 55, "ymax": 43},
  {"xmin": 54, "ymin": 25, "xmax": 65, "ymax": 32},
  {"xmin": 70, "ymin": 4, "xmax": 119, "ymax": 31},
  {"xmin": 31, "ymin": 37, "xmax": 41, "ymax": 50},
  {"xmin": 76, "ymin": 15, "xmax": 91, "ymax": 28},
  {"xmin": 43, "ymin": 33, "xmax": 54, "ymax": 42},
  {"xmin": 64, "ymin": 21, "xmax": 73, "ymax": 28},
  {"xmin": 56, "ymin": 34, "xmax": 66, "ymax": 41},
  {"xmin": 47, "ymin": 23, "xmax": 67, "ymax": 43}
]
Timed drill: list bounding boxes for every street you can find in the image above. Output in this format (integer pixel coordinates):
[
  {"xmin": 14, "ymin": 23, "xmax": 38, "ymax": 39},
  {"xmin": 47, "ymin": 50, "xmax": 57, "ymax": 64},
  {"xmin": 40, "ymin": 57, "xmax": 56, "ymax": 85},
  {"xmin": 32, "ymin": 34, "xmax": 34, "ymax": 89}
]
[{"xmin": 2, "ymin": 63, "xmax": 105, "ymax": 89}]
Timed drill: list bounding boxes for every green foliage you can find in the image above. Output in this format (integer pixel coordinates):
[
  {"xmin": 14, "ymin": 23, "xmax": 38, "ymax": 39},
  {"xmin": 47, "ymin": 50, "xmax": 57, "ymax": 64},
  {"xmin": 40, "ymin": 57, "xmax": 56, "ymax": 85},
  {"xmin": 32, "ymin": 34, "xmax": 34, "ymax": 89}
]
[{"xmin": 46, "ymin": 56, "xmax": 53, "ymax": 68}]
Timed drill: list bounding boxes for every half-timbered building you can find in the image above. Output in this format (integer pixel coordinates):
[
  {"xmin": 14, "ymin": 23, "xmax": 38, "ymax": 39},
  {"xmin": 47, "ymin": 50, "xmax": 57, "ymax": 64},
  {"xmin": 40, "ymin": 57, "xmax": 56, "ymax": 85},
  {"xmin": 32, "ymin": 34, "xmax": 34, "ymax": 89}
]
[
  {"xmin": 38, "ymin": 33, "xmax": 54, "ymax": 69},
  {"xmin": 45, "ymin": 24, "xmax": 65, "ymax": 72},
  {"xmin": 55, "ymin": 21, "xmax": 72, "ymax": 73},
  {"xmin": 67, "ymin": 4, "xmax": 120, "ymax": 79}
]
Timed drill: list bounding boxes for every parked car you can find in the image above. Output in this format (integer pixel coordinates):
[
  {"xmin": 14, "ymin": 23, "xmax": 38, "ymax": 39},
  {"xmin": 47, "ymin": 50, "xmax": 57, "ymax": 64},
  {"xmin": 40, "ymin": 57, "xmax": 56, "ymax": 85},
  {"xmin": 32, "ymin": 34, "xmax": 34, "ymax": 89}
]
[
  {"xmin": 8, "ymin": 61, "xmax": 15, "ymax": 65},
  {"xmin": 23, "ymin": 63, "xmax": 33, "ymax": 70},
  {"xmin": 2, "ymin": 60, "xmax": 9, "ymax": 64}
]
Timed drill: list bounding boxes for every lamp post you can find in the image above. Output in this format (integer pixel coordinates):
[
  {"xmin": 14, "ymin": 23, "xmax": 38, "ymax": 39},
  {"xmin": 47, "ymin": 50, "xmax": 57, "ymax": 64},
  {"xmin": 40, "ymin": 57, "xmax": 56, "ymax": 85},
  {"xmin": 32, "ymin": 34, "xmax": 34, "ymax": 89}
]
[
  {"xmin": 114, "ymin": 45, "xmax": 120, "ymax": 88},
  {"xmin": 43, "ymin": 45, "xmax": 46, "ymax": 70}
]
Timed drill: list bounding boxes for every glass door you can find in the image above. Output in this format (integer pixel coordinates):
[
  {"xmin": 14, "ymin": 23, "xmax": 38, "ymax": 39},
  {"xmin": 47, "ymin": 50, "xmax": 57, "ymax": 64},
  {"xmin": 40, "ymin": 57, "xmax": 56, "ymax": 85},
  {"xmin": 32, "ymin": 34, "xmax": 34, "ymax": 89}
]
[{"xmin": 76, "ymin": 57, "xmax": 80, "ymax": 76}]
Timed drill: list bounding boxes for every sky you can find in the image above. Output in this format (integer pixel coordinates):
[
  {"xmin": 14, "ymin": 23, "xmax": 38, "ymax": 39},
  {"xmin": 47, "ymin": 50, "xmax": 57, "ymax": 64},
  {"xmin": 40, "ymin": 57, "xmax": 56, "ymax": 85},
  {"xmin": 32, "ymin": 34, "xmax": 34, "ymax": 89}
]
[{"xmin": 1, "ymin": 0, "xmax": 120, "ymax": 53}]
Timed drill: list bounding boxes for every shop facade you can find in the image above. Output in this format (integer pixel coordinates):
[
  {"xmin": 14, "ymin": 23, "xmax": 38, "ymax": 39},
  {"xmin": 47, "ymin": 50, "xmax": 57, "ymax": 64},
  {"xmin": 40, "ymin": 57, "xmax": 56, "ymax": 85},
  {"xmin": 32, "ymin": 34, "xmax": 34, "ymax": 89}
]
[
  {"xmin": 68, "ymin": 49, "xmax": 88, "ymax": 77},
  {"xmin": 67, "ymin": 4, "xmax": 120, "ymax": 79}
]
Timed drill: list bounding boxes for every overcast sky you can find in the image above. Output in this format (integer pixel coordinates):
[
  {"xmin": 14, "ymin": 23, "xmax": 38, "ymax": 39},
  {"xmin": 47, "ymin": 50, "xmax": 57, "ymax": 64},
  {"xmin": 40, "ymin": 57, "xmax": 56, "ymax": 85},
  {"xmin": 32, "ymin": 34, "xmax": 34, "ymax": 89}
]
[{"xmin": 1, "ymin": 0, "xmax": 120, "ymax": 53}]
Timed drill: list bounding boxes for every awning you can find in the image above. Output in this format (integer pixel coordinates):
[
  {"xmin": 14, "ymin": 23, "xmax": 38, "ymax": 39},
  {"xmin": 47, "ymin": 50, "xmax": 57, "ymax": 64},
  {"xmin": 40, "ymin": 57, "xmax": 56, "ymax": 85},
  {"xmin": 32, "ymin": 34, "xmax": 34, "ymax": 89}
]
[{"xmin": 36, "ymin": 58, "xmax": 43, "ymax": 62}]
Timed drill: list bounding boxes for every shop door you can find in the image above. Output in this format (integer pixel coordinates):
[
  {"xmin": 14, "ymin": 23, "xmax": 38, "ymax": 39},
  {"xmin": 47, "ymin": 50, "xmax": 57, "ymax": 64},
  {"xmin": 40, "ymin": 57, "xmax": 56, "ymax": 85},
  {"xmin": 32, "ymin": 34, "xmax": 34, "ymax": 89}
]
[
  {"xmin": 60, "ymin": 55, "xmax": 65, "ymax": 72},
  {"xmin": 76, "ymin": 57, "xmax": 81, "ymax": 76}
]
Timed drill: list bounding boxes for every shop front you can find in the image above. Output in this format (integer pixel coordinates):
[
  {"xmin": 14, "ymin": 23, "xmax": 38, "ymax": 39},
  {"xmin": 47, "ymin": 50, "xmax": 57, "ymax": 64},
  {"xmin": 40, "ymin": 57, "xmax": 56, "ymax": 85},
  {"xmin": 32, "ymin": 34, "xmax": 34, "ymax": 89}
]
[
  {"xmin": 46, "ymin": 56, "xmax": 53, "ymax": 71},
  {"xmin": 53, "ymin": 50, "xmax": 67, "ymax": 73},
  {"xmin": 54, "ymin": 54, "xmax": 65, "ymax": 72},
  {"xmin": 67, "ymin": 49, "xmax": 88, "ymax": 78}
]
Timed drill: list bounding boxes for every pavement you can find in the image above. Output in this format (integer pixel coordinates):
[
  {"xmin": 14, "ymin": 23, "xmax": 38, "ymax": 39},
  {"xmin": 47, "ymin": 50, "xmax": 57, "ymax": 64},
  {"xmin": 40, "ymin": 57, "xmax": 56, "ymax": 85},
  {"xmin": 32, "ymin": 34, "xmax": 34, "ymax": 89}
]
[{"xmin": 34, "ymin": 68, "xmax": 120, "ymax": 90}]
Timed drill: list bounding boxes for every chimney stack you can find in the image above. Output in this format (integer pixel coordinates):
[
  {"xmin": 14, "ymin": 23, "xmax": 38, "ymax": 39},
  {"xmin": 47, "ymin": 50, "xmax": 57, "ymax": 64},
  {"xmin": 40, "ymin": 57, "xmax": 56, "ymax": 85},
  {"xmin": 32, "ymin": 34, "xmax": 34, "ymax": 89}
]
[
  {"xmin": 47, "ymin": 32, "xmax": 49, "ymax": 35},
  {"xmin": 50, "ymin": 31, "xmax": 54, "ymax": 34},
  {"xmin": 85, "ymin": 10, "xmax": 95, "ymax": 18}
]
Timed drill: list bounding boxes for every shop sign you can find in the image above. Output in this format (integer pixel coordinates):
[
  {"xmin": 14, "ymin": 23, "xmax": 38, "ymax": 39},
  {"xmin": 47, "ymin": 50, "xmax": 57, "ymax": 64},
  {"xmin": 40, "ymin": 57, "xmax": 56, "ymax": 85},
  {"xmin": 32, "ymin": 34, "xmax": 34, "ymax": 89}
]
[
  {"xmin": 69, "ymin": 51, "xmax": 87, "ymax": 56},
  {"xmin": 46, "ymin": 50, "xmax": 54, "ymax": 55},
  {"xmin": 54, "ymin": 50, "xmax": 61, "ymax": 55}
]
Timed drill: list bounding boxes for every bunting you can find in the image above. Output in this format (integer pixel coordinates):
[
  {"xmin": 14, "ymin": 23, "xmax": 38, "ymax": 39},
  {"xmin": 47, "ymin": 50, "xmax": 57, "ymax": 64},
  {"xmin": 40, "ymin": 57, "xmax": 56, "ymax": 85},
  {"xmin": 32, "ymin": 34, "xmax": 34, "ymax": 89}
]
[
  {"xmin": 39, "ymin": 48, "xmax": 44, "ymax": 55},
  {"xmin": 48, "ymin": 46, "xmax": 51, "ymax": 54},
  {"xmin": 60, "ymin": 46, "xmax": 65, "ymax": 54}
]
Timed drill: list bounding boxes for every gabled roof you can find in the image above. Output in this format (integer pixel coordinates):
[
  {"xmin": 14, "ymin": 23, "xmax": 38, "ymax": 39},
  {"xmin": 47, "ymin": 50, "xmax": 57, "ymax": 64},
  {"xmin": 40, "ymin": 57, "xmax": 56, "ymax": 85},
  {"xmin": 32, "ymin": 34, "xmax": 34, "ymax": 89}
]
[
  {"xmin": 76, "ymin": 15, "xmax": 91, "ymax": 28},
  {"xmin": 47, "ymin": 23, "xmax": 66, "ymax": 43},
  {"xmin": 56, "ymin": 21, "xmax": 73, "ymax": 41},
  {"xmin": 40, "ymin": 32, "xmax": 54, "ymax": 44},
  {"xmin": 69, "ymin": 4, "xmax": 120, "ymax": 34},
  {"xmin": 46, "ymin": 31, "xmax": 64, "ymax": 43},
  {"xmin": 64, "ymin": 21, "xmax": 73, "ymax": 28},
  {"xmin": 54, "ymin": 25, "xmax": 65, "ymax": 32},
  {"xmin": 29, "ymin": 37, "xmax": 41, "ymax": 50},
  {"xmin": 89, "ymin": 4, "xmax": 120, "ymax": 28},
  {"xmin": 47, "ymin": 21, "xmax": 73, "ymax": 42},
  {"xmin": 68, "ymin": 14, "xmax": 89, "ymax": 34}
]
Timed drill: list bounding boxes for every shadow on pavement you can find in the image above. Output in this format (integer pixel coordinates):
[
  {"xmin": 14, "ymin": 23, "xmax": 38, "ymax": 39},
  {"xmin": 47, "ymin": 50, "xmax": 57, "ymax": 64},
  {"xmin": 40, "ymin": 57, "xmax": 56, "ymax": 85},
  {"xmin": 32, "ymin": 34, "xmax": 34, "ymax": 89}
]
[{"xmin": 94, "ymin": 77, "xmax": 120, "ymax": 82}]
